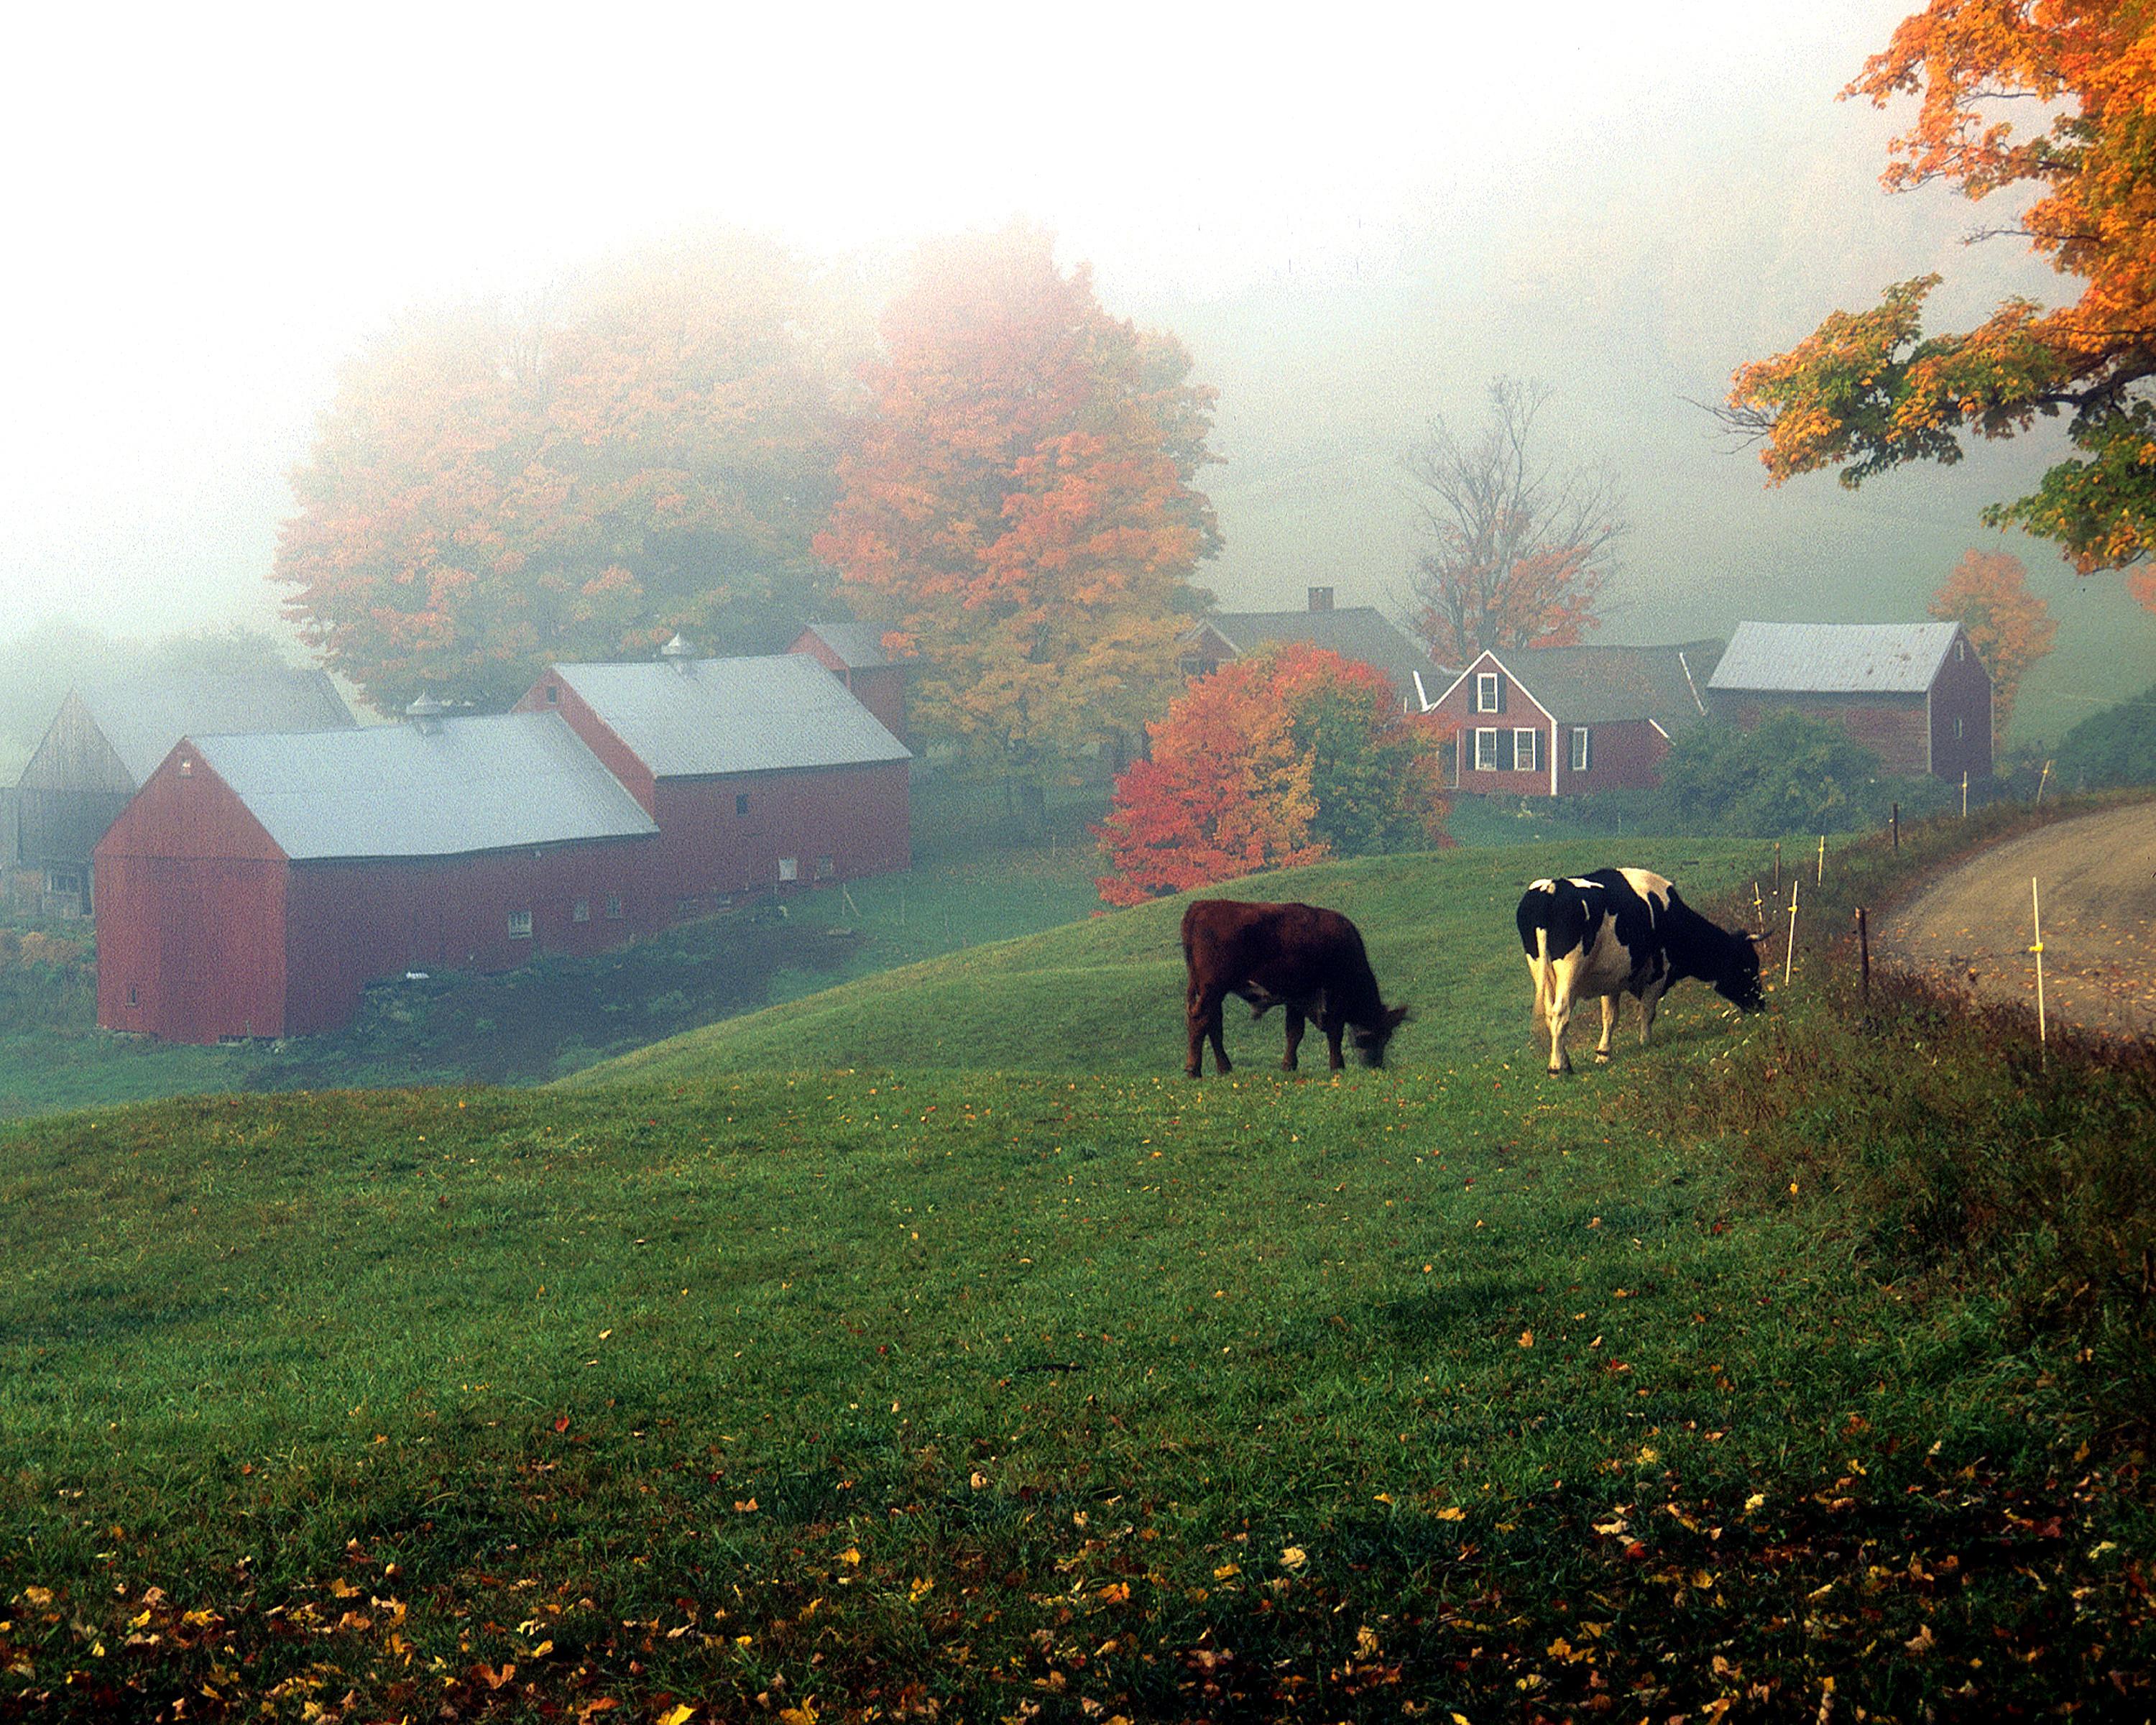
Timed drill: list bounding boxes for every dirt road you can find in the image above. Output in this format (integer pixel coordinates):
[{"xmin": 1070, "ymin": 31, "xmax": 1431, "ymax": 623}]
[{"xmin": 1877, "ymin": 802, "xmax": 2156, "ymax": 1041}]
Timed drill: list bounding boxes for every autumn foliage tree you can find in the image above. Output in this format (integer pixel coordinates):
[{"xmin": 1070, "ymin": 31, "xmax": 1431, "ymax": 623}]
[
  {"xmin": 1727, "ymin": 2, "xmax": 2156, "ymax": 602},
  {"xmin": 1404, "ymin": 377, "xmax": 1626, "ymax": 664},
  {"xmin": 815, "ymin": 226, "xmax": 1220, "ymax": 827},
  {"xmin": 1927, "ymin": 547, "xmax": 2057, "ymax": 731},
  {"xmin": 1095, "ymin": 645, "xmax": 1449, "ymax": 907},
  {"xmin": 276, "ymin": 234, "xmax": 851, "ymax": 712}
]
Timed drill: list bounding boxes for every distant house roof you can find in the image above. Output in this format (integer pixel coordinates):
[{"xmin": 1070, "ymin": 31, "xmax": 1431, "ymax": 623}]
[
  {"xmin": 550, "ymin": 653, "xmax": 912, "ymax": 779},
  {"xmin": 796, "ymin": 621, "xmax": 895, "ymax": 669},
  {"xmin": 1192, "ymin": 607, "xmax": 1442, "ymax": 700},
  {"xmin": 187, "ymin": 714, "xmax": 657, "ymax": 862},
  {"xmin": 76, "ymin": 669, "xmax": 355, "ymax": 785},
  {"xmin": 1496, "ymin": 641, "xmax": 1722, "ymax": 730},
  {"xmin": 1708, "ymin": 622, "xmax": 1967, "ymax": 696}
]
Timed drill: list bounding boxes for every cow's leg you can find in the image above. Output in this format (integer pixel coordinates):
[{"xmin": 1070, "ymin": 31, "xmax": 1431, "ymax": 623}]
[
  {"xmin": 1322, "ymin": 1010, "xmax": 1348, "ymax": 1071},
  {"xmin": 1187, "ymin": 984, "xmax": 1230, "ymax": 1077},
  {"xmin": 1544, "ymin": 967, "xmax": 1575, "ymax": 1075},
  {"xmin": 1638, "ymin": 980, "xmax": 1669, "ymax": 1046},
  {"xmin": 1594, "ymin": 994, "xmax": 1616, "ymax": 1062},
  {"xmin": 1281, "ymin": 1006, "xmax": 1306, "ymax": 1071}
]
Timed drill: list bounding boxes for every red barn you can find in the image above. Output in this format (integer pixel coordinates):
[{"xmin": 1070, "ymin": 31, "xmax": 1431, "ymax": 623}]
[
  {"xmin": 1426, "ymin": 643, "xmax": 1719, "ymax": 796},
  {"xmin": 1707, "ymin": 622, "xmax": 1993, "ymax": 781},
  {"xmin": 95, "ymin": 714, "xmax": 658, "ymax": 1044},
  {"xmin": 786, "ymin": 622, "xmax": 909, "ymax": 742},
  {"xmin": 516, "ymin": 650, "xmax": 911, "ymax": 916}
]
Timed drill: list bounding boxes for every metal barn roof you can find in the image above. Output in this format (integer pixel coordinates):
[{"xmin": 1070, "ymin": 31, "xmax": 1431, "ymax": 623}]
[
  {"xmin": 798, "ymin": 621, "xmax": 895, "ymax": 668},
  {"xmin": 550, "ymin": 653, "xmax": 911, "ymax": 779},
  {"xmin": 1498, "ymin": 641, "xmax": 1721, "ymax": 728},
  {"xmin": 1194, "ymin": 607, "xmax": 1442, "ymax": 699},
  {"xmin": 79, "ymin": 669, "xmax": 355, "ymax": 784},
  {"xmin": 189, "ymin": 714, "xmax": 658, "ymax": 861},
  {"xmin": 1708, "ymin": 622, "xmax": 1962, "ymax": 696}
]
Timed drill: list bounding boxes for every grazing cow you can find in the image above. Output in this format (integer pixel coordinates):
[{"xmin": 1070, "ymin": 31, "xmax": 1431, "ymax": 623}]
[
  {"xmin": 1181, "ymin": 899, "xmax": 1409, "ymax": 1078},
  {"xmin": 1516, "ymin": 868, "xmax": 1765, "ymax": 1075}
]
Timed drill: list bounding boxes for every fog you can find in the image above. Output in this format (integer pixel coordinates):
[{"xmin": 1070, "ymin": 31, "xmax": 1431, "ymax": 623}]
[{"xmin": 4, "ymin": 0, "xmax": 2150, "ymax": 745}]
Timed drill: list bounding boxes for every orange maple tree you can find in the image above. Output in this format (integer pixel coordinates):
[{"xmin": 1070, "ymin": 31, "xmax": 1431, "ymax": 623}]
[
  {"xmin": 1727, "ymin": 2, "xmax": 2156, "ymax": 598},
  {"xmin": 1405, "ymin": 378, "xmax": 1625, "ymax": 663},
  {"xmin": 814, "ymin": 226, "xmax": 1219, "ymax": 822},
  {"xmin": 1927, "ymin": 548, "xmax": 2058, "ymax": 730},
  {"xmin": 276, "ymin": 236, "xmax": 849, "ymax": 712},
  {"xmin": 1095, "ymin": 645, "xmax": 1449, "ymax": 907}
]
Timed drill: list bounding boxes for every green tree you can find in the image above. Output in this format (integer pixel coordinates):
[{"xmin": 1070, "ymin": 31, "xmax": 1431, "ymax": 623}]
[{"xmin": 1658, "ymin": 712, "xmax": 1884, "ymax": 836}]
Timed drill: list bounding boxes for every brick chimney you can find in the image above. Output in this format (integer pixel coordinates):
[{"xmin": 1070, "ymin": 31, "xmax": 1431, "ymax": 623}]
[{"xmin": 1307, "ymin": 586, "xmax": 1335, "ymax": 612}]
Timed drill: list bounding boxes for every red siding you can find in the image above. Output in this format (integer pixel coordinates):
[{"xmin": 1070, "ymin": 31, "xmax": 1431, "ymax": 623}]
[
  {"xmin": 1552, "ymin": 719, "xmax": 1671, "ymax": 794},
  {"xmin": 785, "ymin": 632, "xmax": 908, "ymax": 741},
  {"xmin": 1427, "ymin": 653, "xmax": 1558, "ymax": 796},
  {"xmin": 514, "ymin": 678, "xmax": 658, "ymax": 813},
  {"xmin": 1717, "ymin": 695, "xmax": 1931, "ymax": 776},
  {"xmin": 94, "ymin": 748, "xmax": 291, "ymax": 1041},
  {"xmin": 645, "ymin": 763, "xmax": 911, "ymax": 911},
  {"xmin": 1927, "ymin": 638, "xmax": 1994, "ymax": 780}
]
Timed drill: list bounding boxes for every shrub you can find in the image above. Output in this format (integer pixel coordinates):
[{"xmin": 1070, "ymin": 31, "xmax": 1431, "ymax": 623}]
[
  {"xmin": 2052, "ymin": 679, "xmax": 2156, "ymax": 789},
  {"xmin": 1657, "ymin": 710, "xmax": 1886, "ymax": 835}
]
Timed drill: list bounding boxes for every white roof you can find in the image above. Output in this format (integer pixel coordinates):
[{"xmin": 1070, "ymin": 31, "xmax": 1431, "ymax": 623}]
[
  {"xmin": 188, "ymin": 714, "xmax": 657, "ymax": 861},
  {"xmin": 1708, "ymin": 622, "xmax": 1961, "ymax": 696},
  {"xmin": 550, "ymin": 654, "xmax": 911, "ymax": 779}
]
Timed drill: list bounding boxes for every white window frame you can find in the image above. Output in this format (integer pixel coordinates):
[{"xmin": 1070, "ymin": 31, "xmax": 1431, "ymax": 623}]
[
  {"xmin": 1473, "ymin": 728, "xmax": 1499, "ymax": 772},
  {"xmin": 1570, "ymin": 726, "xmax": 1590, "ymax": 773},
  {"xmin": 1475, "ymin": 672, "xmax": 1500, "ymax": 713},
  {"xmin": 571, "ymin": 897, "xmax": 591, "ymax": 924},
  {"xmin": 507, "ymin": 908, "xmax": 533, "ymax": 940},
  {"xmin": 778, "ymin": 856, "xmax": 799, "ymax": 883},
  {"xmin": 1513, "ymin": 727, "xmax": 1539, "ymax": 771},
  {"xmin": 814, "ymin": 855, "xmax": 837, "ymax": 880},
  {"xmin": 604, "ymin": 893, "xmax": 625, "ymax": 920}
]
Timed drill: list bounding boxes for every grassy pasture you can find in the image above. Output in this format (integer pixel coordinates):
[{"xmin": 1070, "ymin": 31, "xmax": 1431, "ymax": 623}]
[{"xmin": 0, "ymin": 830, "xmax": 2152, "ymax": 1720}]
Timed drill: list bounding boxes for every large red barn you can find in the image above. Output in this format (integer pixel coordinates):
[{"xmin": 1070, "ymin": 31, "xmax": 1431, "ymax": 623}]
[
  {"xmin": 95, "ymin": 714, "xmax": 658, "ymax": 1044},
  {"xmin": 515, "ymin": 650, "xmax": 911, "ymax": 917}
]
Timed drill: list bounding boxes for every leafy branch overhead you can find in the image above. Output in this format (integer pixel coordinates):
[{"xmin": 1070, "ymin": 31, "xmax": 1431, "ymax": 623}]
[{"xmin": 1726, "ymin": 1, "xmax": 2156, "ymax": 586}]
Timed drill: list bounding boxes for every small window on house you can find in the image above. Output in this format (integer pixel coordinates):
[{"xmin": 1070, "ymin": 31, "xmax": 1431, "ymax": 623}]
[
  {"xmin": 1514, "ymin": 727, "xmax": 1540, "ymax": 771},
  {"xmin": 778, "ymin": 857, "xmax": 799, "ymax": 883},
  {"xmin": 572, "ymin": 897, "xmax": 591, "ymax": 924},
  {"xmin": 178, "ymin": 758, "xmax": 193, "ymax": 777},
  {"xmin": 1473, "ymin": 728, "xmax": 1499, "ymax": 773},
  {"xmin": 126, "ymin": 984, "xmax": 139, "ymax": 1008},
  {"xmin": 545, "ymin": 683, "xmax": 560, "ymax": 704},
  {"xmin": 1475, "ymin": 672, "xmax": 1500, "ymax": 713},
  {"xmin": 507, "ymin": 909, "xmax": 533, "ymax": 940},
  {"xmin": 604, "ymin": 894, "xmax": 624, "ymax": 920},
  {"xmin": 814, "ymin": 855, "xmax": 836, "ymax": 880},
  {"xmin": 1570, "ymin": 726, "xmax": 1591, "ymax": 773},
  {"xmin": 734, "ymin": 793, "xmax": 750, "ymax": 816},
  {"xmin": 1954, "ymin": 716, "xmax": 1964, "ymax": 739},
  {"xmin": 1955, "ymin": 640, "xmax": 1966, "ymax": 662}
]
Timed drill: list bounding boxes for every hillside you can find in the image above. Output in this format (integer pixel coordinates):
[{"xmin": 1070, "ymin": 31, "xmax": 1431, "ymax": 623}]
[
  {"xmin": 567, "ymin": 840, "xmax": 1770, "ymax": 1085},
  {"xmin": 2, "ymin": 831, "xmax": 2151, "ymax": 1720}
]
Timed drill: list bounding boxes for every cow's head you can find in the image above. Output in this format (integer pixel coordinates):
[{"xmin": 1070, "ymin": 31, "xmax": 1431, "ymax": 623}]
[
  {"xmin": 1714, "ymin": 932, "xmax": 1767, "ymax": 1013},
  {"xmin": 1353, "ymin": 1003, "xmax": 1412, "ymax": 1067}
]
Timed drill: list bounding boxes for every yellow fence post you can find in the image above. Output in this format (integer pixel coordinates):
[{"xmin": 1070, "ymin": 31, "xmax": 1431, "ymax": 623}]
[
  {"xmin": 2030, "ymin": 875, "xmax": 2047, "ymax": 1064},
  {"xmin": 1816, "ymin": 834, "xmax": 1825, "ymax": 886},
  {"xmin": 1784, "ymin": 877, "xmax": 1800, "ymax": 989}
]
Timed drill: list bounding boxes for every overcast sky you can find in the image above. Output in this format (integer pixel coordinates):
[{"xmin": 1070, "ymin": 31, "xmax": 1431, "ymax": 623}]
[{"xmin": 4, "ymin": 1, "xmax": 2149, "ymax": 737}]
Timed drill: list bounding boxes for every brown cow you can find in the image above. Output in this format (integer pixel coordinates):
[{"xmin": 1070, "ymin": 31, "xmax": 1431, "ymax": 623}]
[{"xmin": 1181, "ymin": 899, "xmax": 1409, "ymax": 1077}]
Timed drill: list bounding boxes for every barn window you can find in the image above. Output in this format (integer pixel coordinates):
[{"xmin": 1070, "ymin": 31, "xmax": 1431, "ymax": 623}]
[
  {"xmin": 545, "ymin": 683, "xmax": 560, "ymax": 704},
  {"xmin": 1954, "ymin": 716, "xmax": 1964, "ymax": 739},
  {"xmin": 1473, "ymin": 728, "xmax": 1499, "ymax": 772},
  {"xmin": 1570, "ymin": 726, "xmax": 1591, "ymax": 772},
  {"xmin": 604, "ymin": 894, "xmax": 624, "ymax": 920},
  {"xmin": 1514, "ymin": 727, "xmax": 1540, "ymax": 770},
  {"xmin": 572, "ymin": 897, "xmax": 591, "ymax": 924},
  {"xmin": 1475, "ymin": 672, "xmax": 1500, "ymax": 712},
  {"xmin": 507, "ymin": 909, "xmax": 533, "ymax": 940},
  {"xmin": 1955, "ymin": 640, "xmax": 1966, "ymax": 662},
  {"xmin": 814, "ymin": 855, "xmax": 836, "ymax": 880},
  {"xmin": 126, "ymin": 984, "xmax": 139, "ymax": 1008},
  {"xmin": 778, "ymin": 856, "xmax": 800, "ymax": 883},
  {"xmin": 178, "ymin": 758, "xmax": 193, "ymax": 777},
  {"xmin": 734, "ymin": 793, "xmax": 750, "ymax": 816}
]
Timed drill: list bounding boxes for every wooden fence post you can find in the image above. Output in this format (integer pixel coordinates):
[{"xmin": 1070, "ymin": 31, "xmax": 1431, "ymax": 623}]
[
  {"xmin": 1856, "ymin": 905, "xmax": 1871, "ymax": 1003},
  {"xmin": 1890, "ymin": 801, "xmax": 1899, "ymax": 851},
  {"xmin": 1772, "ymin": 842, "xmax": 1782, "ymax": 898}
]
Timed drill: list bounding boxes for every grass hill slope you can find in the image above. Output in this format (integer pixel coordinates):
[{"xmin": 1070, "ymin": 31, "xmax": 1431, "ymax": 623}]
[{"xmin": 566, "ymin": 840, "xmax": 1770, "ymax": 1085}]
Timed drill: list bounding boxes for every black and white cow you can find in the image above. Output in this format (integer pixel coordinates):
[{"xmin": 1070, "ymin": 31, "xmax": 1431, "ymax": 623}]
[{"xmin": 1515, "ymin": 868, "xmax": 1765, "ymax": 1075}]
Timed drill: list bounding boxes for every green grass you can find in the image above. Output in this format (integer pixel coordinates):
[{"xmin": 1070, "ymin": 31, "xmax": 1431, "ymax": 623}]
[
  {"xmin": 3, "ymin": 830, "xmax": 2152, "ymax": 1719},
  {"xmin": 570, "ymin": 838, "xmax": 1766, "ymax": 1084}
]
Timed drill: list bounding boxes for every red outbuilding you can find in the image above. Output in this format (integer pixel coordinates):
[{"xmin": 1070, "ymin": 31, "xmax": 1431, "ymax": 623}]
[
  {"xmin": 95, "ymin": 713, "xmax": 659, "ymax": 1044},
  {"xmin": 515, "ymin": 648, "xmax": 911, "ymax": 918},
  {"xmin": 1425, "ymin": 643, "xmax": 1719, "ymax": 797},
  {"xmin": 786, "ymin": 622, "xmax": 910, "ymax": 742},
  {"xmin": 1706, "ymin": 622, "xmax": 1994, "ymax": 781}
]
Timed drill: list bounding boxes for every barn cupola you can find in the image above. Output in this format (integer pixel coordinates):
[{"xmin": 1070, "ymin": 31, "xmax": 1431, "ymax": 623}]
[
  {"xmin": 660, "ymin": 633, "xmax": 694, "ymax": 676},
  {"xmin": 1307, "ymin": 586, "xmax": 1335, "ymax": 612},
  {"xmin": 405, "ymin": 693, "xmax": 446, "ymax": 735}
]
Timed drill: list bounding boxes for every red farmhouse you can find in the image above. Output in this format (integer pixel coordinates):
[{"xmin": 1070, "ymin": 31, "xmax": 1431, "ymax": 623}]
[
  {"xmin": 517, "ymin": 650, "xmax": 911, "ymax": 916},
  {"xmin": 786, "ymin": 622, "xmax": 909, "ymax": 742},
  {"xmin": 1706, "ymin": 622, "xmax": 1993, "ymax": 781},
  {"xmin": 96, "ymin": 714, "xmax": 659, "ymax": 1044},
  {"xmin": 1426, "ymin": 643, "xmax": 1718, "ymax": 797}
]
